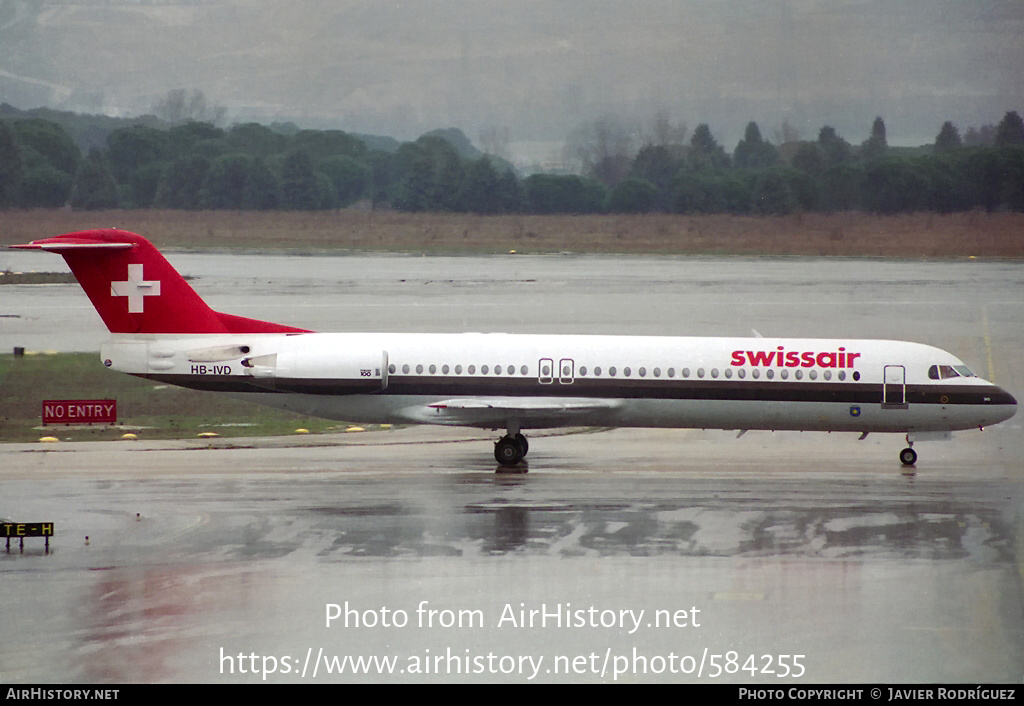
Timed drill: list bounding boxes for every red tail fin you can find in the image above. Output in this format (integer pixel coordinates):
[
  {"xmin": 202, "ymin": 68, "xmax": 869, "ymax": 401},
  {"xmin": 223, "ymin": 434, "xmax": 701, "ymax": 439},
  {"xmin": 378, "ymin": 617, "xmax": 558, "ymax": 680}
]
[{"xmin": 10, "ymin": 229, "xmax": 311, "ymax": 335}]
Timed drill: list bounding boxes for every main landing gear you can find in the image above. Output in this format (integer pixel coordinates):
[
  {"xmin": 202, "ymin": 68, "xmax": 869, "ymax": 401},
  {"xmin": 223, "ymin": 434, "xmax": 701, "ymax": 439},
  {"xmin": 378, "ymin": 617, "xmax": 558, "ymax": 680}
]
[{"xmin": 494, "ymin": 433, "xmax": 529, "ymax": 468}]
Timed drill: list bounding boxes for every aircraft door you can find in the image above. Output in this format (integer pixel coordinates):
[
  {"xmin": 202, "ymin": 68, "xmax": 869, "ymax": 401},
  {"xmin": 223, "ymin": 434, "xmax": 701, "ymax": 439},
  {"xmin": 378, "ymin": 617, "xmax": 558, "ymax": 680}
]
[{"xmin": 883, "ymin": 365, "xmax": 906, "ymax": 406}]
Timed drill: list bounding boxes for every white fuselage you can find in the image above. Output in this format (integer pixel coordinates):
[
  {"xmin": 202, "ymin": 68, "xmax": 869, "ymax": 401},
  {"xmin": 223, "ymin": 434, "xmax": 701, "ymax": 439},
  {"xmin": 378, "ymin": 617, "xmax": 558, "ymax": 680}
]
[{"xmin": 100, "ymin": 332, "xmax": 1018, "ymax": 436}]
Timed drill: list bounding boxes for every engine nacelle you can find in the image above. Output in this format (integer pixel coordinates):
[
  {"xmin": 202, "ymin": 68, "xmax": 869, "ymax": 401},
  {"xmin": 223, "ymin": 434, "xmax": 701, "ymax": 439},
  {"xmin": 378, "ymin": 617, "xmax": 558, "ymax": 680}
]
[{"xmin": 242, "ymin": 348, "xmax": 389, "ymax": 394}]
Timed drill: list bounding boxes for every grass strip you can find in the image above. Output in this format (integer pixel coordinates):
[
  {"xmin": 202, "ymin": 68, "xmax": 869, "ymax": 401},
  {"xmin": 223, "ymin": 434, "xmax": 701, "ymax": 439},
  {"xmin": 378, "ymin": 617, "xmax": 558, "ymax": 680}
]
[{"xmin": 0, "ymin": 352, "xmax": 346, "ymax": 443}]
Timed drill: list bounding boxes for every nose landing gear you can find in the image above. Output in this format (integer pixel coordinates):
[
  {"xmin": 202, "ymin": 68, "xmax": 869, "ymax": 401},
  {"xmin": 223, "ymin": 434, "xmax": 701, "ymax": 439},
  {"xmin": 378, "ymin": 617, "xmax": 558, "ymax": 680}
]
[{"xmin": 899, "ymin": 435, "xmax": 917, "ymax": 466}]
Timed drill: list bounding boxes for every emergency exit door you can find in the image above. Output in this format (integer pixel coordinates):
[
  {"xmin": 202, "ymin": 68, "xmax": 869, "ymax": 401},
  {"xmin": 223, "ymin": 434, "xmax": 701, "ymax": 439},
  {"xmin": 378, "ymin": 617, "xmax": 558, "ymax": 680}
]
[{"xmin": 538, "ymin": 357, "xmax": 575, "ymax": 384}]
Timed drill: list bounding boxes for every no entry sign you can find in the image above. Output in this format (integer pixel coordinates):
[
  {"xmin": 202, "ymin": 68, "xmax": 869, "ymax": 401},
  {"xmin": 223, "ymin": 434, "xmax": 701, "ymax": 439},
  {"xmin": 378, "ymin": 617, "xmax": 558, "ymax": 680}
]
[{"xmin": 42, "ymin": 400, "xmax": 117, "ymax": 425}]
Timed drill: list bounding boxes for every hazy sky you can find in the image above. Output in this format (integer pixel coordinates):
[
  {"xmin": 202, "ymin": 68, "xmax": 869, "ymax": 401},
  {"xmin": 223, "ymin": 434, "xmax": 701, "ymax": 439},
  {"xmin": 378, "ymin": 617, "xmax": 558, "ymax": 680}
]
[{"xmin": 2, "ymin": 0, "xmax": 1022, "ymax": 154}]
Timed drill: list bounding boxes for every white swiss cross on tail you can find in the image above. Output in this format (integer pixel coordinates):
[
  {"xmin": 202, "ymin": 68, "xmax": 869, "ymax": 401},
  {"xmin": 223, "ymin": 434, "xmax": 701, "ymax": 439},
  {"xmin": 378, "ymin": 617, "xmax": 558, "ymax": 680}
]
[{"xmin": 110, "ymin": 263, "xmax": 161, "ymax": 313}]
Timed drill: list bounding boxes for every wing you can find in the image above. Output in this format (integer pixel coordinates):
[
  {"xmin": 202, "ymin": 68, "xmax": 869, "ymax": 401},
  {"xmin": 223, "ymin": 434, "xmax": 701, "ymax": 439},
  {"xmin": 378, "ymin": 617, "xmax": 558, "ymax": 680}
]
[{"xmin": 394, "ymin": 397, "xmax": 621, "ymax": 428}]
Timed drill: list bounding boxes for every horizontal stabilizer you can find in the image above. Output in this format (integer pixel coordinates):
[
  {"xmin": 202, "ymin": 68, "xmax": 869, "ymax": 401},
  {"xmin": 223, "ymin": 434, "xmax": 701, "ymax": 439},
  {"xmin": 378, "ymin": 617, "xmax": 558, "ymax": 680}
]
[{"xmin": 10, "ymin": 237, "xmax": 133, "ymax": 251}]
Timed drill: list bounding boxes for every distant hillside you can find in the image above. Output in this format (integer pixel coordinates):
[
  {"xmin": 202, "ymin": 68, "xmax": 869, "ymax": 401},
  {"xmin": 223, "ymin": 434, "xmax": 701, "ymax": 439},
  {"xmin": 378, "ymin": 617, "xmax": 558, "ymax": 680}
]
[
  {"xmin": 0, "ymin": 103, "xmax": 163, "ymax": 154},
  {"xmin": 0, "ymin": 103, "xmax": 423, "ymax": 157}
]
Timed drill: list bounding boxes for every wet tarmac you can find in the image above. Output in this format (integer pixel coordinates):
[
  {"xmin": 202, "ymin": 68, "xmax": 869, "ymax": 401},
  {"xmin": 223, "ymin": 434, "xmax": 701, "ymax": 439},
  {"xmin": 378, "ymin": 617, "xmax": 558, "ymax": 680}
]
[
  {"xmin": 1, "ymin": 425, "xmax": 1021, "ymax": 684},
  {"xmin": 1, "ymin": 253, "xmax": 1022, "ymax": 683}
]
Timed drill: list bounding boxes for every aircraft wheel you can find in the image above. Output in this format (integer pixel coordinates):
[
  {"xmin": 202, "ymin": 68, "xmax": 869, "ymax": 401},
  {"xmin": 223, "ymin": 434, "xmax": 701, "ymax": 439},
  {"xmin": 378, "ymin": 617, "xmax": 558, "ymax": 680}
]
[
  {"xmin": 899, "ymin": 447, "xmax": 917, "ymax": 466},
  {"xmin": 495, "ymin": 436, "xmax": 524, "ymax": 466},
  {"xmin": 514, "ymin": 433, "xmax": 529, "ymax": 457}
]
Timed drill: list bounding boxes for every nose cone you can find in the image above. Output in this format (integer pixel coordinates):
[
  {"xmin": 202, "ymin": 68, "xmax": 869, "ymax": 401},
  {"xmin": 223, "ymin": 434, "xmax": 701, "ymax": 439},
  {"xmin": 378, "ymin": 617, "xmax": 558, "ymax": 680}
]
[{"xmin": 990, "ymin": 386, "xmax": 1018, "ymax": 424}]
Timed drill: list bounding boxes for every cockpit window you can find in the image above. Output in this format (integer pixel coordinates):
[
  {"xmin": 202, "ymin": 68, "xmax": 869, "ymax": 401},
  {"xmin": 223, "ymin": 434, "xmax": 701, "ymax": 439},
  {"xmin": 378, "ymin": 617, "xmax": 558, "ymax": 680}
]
[{"xmin": 929, "ymin": 364, "xmax": 976, "ymax": 380}]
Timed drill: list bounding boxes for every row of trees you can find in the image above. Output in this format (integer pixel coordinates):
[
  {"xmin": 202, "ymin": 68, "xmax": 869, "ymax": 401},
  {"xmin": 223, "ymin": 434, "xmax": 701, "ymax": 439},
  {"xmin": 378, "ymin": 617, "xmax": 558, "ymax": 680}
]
[
  {"xmin": 1, "ymin": 110, "xmax": 1023, "ymax": 215},
  {"xmin": 614, "ymin": 114, "xmax": 1024, "ymax": 215},
  {"xmin": 0, "ymin": 117, "xmax": 522, "ymax": 212}
]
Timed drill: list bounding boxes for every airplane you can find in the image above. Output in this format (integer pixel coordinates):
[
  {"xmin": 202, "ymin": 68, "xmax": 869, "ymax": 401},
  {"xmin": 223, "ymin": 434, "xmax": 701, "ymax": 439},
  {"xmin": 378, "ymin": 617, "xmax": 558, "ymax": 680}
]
[{"xmin": 11, "ymin": 229, "xmax": 1018, "ymax": 470}]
